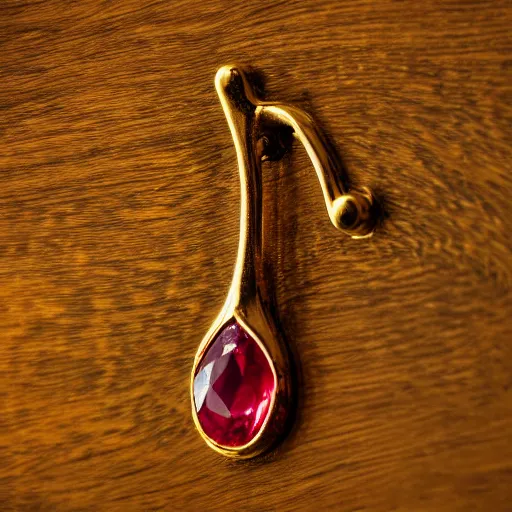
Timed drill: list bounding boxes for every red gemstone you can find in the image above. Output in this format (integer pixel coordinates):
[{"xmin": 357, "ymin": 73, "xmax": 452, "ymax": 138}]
[{"xmin": 193, "ymin": 321, "xmax": 276, "ymax": 447}]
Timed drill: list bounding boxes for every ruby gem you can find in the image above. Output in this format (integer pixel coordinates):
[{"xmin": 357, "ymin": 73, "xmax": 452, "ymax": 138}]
[{"xmin": 193, "ymin": 321, "xmax": 276, "ymax": 447}]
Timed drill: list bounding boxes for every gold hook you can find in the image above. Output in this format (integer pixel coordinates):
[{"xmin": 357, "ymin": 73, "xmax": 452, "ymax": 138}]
[{"xmin": 216, "ymin": 64, "xmax": 377, "ymax": 239}]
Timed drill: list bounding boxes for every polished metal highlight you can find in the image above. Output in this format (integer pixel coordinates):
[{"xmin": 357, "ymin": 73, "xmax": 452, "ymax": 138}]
[{"xmin": 191, "ymin": 65, "xmax": 377, "ymax": 458}]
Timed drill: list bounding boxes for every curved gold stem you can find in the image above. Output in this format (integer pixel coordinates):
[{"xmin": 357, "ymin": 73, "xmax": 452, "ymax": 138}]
[{"xmin": 214, "ymin": 66, "xmax": 262, "ymax": 312}]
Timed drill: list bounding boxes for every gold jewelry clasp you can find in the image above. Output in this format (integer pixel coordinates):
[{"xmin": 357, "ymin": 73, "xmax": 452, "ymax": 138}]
[{"xmin": 217, "ymin": 65, "xmax": 377, "ymax": 239}]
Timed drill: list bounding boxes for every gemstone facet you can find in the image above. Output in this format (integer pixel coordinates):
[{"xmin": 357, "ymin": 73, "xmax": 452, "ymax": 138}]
[{"xmin": 193, "ymin": 321, "xmax": 276, "ymax": 447}]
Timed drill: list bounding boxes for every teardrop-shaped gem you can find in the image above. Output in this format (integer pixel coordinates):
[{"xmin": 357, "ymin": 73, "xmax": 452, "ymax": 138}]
[{"xmin": 193, "ymin": 321, "xmax": 276, "ymax": 447}]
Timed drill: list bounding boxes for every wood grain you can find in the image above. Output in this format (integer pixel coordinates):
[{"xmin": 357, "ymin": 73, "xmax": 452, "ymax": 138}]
[{"xmin": 1, "ymin": 0, "xmax": 512, "ymax": 510}]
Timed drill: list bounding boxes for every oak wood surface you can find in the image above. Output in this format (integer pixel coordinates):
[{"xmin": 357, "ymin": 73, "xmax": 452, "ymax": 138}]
[{"xmin": 1, "ymin": 1, "xmax": 512, "ymax": 510}]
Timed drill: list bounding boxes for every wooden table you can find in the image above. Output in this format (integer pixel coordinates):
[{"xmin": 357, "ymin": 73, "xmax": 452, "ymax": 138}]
[{"xmin": 1, "ymin": 1, "xmax": 511, "ymax": 510}]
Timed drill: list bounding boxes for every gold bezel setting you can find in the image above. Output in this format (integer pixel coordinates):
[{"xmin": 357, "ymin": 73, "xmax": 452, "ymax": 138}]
[{"xmin": 191, "ymin": 314, "xmax": 285, "ymax": 459}]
